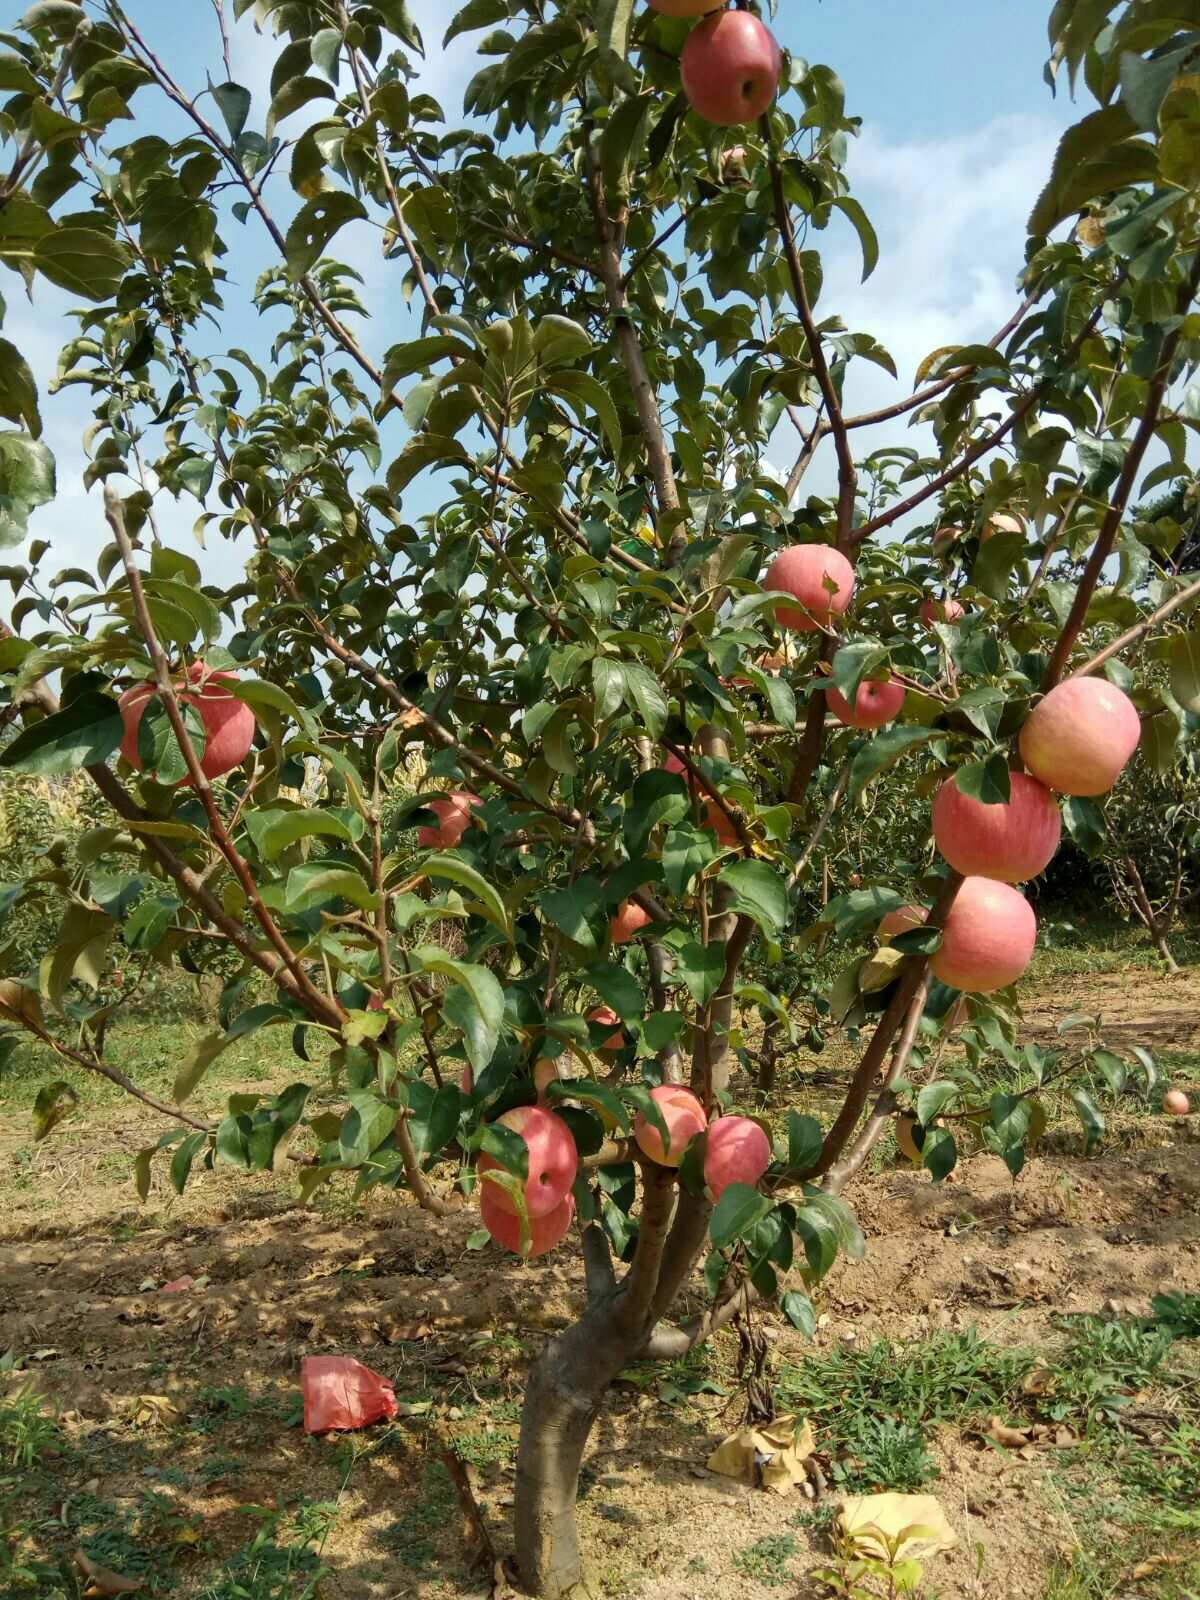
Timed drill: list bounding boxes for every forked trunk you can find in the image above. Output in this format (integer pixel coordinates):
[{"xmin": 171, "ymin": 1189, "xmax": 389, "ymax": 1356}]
[{"xmin": 513, "ymin": 1301, "xmax": 641, "ymax": 1598}]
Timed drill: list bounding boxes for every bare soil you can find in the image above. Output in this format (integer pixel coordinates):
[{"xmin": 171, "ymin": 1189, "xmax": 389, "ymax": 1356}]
[{"xmin": 1, "ymin": 962, "xmax": 1198, "ymax": 1600}]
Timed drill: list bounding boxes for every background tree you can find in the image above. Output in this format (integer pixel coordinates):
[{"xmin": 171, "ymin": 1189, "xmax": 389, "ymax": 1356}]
[{"xmin": 0, "ymin": 0, "xmax": 1199, "ymax": 1594}]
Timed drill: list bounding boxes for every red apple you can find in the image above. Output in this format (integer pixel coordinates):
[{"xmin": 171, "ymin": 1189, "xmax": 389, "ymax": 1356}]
[
  {"xmin": 826, "ymin": 677, "xmax": 906, "ymax": 730},
  {"xmin": 119, "ymin": 662, "xmax": 256, "ymax": 784},
  {"xmin": 588, "ymin": 1005, "xmax": 625, "ymax": 1051},
  {"xmin": 477, "ymin": 1104, "xmax": 578, "ymax": 1219},
  {"xmin": 610, "ymin": 900, "xmax": 652, "ymax": 945},
  {"xmin": 480, "ymin": 1186, "xmax": 575, "ymax": 1257},
  {"xmin": 680, "ymin": 10, "xmax": 782, "ymax": 126},
  {"xmin": 1018, "ymin": 677, "xmax": 1141, "ymax": 797},
  {"xmin": 919, "ymin": 596, "xmax": 965, "ymax": 627},
  {"xmin": 703, "ymin": 1115, "xmax": 772, "ymax": 1200},
  {"xmin": 764, "ymin": 545, "xmax": 855, "ymax": 632},
  {"xmin": 928, "ymin": 876, "xmax": 1037, "ymax": 993},
  {"xmin": 932, "ymin": 771, "xmax": 1061, "ymax": 882},
  {"xmin": 417, "ymin": 790, "xmax": 481, "ymax": 848},
  {"xmin": 634, "ymin": 1084, "xmax": 707, "ymax": 1166},
  {"xmin": 878, "ymin": 904, "xmax": 927, "ymax": 942},
  {"xmin": 1163, "ymin": 1089, "xmax": 1190, "ymax": 1116}
]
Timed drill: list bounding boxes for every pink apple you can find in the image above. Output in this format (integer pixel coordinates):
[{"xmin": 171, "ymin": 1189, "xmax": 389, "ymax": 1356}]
[
  {"xmin": 1163, "ymin": 1089, "xmax": 1190, "ymax": 1116},
  {"xmin": 610, "ymin": 900, "xmax": 652, "ymax": 945},
  {"xmin": 878, "ymin": 904, "xmax": 927, "ymax": 942},
  {"xmin": 1018, "ymin": 677, "xmax": 1141, "ymax": 797},
  {"xmin": 588, "ymin": 1005, "xmax": 625, "ymax": 1051},
  {"xmin": 932, "ymin": 771, "xmax": 1061, "ymax": 882},
  {"xmin": 680, "ymin": 10, "xmax": 782, "ymax": 127},
  {"xmin": 477, "ymin": 1105, "xmax": 578, "ymax": 1219},
  {"xmin": 928, "ymin": 876, "xmax": 1037, "ymax": 992},
  {"xmin": 919, "ymin": 596, "xmax": 965, "ymax": 627},
  {"xmin": 119, "ymin": 662, "xmax": 256, "ymax": 784},
  {"xmin": 983, "ymin": 511, "xmax": 1024, "ymax": 541},
  {"xmin": 417, "ymin": 790, "xmax": 481, "ymax": 848},
  {"xmin": 481, "ymin": 1186, "xmax": 575, "ymax": 1257},
  {"xmin": 826, "ymin": 677, "xmax": 906, "ymax": 730},
  {"xmin": 703, "ymin": 1115, "xmax": 772, "ymax": 1200},
  {"xmin": 634, "ymin": 1084, "xmax": 707, "ymax": 1166},
  {"xmin": 764, "ymin": 545, "xmax": 855, "ymax": 632}
]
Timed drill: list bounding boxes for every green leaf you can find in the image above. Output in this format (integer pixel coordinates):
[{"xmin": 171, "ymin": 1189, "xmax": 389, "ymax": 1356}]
[
  {"xmin": 781, "ymin": 1291, "xmax": 816, "ymax": 1337},
  {"xmin": 540, "ymin": 876, "xmax": 604, "ymax": 952},
  {"xmin": 600, "ymin": 90, "xmax": 655, "ymax": 198},
  {"xmin": 1168, "ymin": 631, "xmax": 1200, "ymax": 714},
  {"xmin": 311, "ymin": 27, "xmax": 343, "ymax": 79},
  {"xmin": 32, "ymin": 227, "xmax": 128, "ymax": 301},
  {"xmin": 1070, "ymin": 1085, "xmax": 1106, "ymax": 1154},
  {"xmin": 137, "ymin": 698, "xmax": 206, "ymax": 784},
  {"xmin": 916, "ymin": 1080, "xmax": 958, "ymax": 1126},
  {"xmin": 416, "ymin": 948, "xmax": 505, "ymax": 1071},
  {"xmin": 247, "ymin": 807, "xmax": 356, "ymax": 858},
  {"xmin": 676, "ymin": 940, "xmax": 725, "ymax": 1005},
  {"xmin": 823, "ymin": 885, "xmax": 903, "ymax": 939},
  {"xmin": 592, "ymin": 658, "xmax": 626, "ymax": 720},
  {"xmin": 0, "ymin": 690, "xmax": 121, "ymax": 774},
  {"xmin": 662, "ymin": 823, "xmax": 715, "ymax": 898},
  {"xmin": 212, "ymin": 80, "xmax": 252, "ymax": 141},
  {"xmin": 0, "ymin": 340, "xmax": 40, "ymax": 438},
  {"xmin": 532, "ymin": 314, "xmax": 591, "ymax": 363},
  {"xmin": 718, "ymin": 859, "xmax": 786, "ymax": 936},
  {"xmin": 849, "ymin": 726, "xmax": 937, "ymax": 799},
  {"xmin": 545, "ymin": 1077, "xmax": 629, "ymax": 1133},
  {"xmin": 285, "ymin": 192, "xmax": 368, "ymax": 280},
  {"xmin": 267, "ymin": 74, "xmax": 335, "ymax": 137},
  {"xmin": 624, "ymin": 769, "xmax": 689, "ymax": 855},
  {"xmin": 594, "ymin": 0, "xmax": 638, "ymax": 90},
  {"xmin": 831, "ymin": 195, "xmax": 878, "ymax": 282},
  {"xmin": 284, "ymin": 864, "xmax": 379, "ymax": 913},
  {"xmin": 921, "ymin": 1124, "xmax": 957, "ymax": 1181},
  {"xmin": 586, "ymin": 962, "xmax": 645, "ymax": 1019},
  {"xmin": 0, "ymin": 55, "xmax": 41, "ymax": 95},
  {"xmin": 170, "ymin": 1130, "xmax": 208, "ymax": 1193},
  {"xmin": 786, "ymin": 1111, "xmax": 822, "ymax": 1171},
  {"xmin": 0, "ymin": 429, "xmax": 55, "ymax": 546},
  {"xmin": 622, "ymin": 663, "xmax": 668, "ymax": 739},
  {"xmin": 387, "ymin": 433, "xmax": 471, "ymax": 493},
  {"xmin": 421, "ymin": 852, "xmax": 513, "ymax": 940},
  {"xmin": 544, "ymin": 371, "xmax": 623, "ymax": 461},
  {"xmin": 1028, "ymin": 105, "xmax": 1158, "ymax": 237},
  {"xmin": 33, "ymin": 1079, "xmax": 77, "ymax": 1140},
  {"xmin": 339, "ymin": 1090, "xmax": 397, "ymax": 1164},
  {"xmin": 174, "ymin": 1032, "xmax": 230, "ymax": 1104},
  {"xmin": 1063, "ymin": 796, "xmax": 1106, "ymax": 857},
  {"xmin": 710, "ymin": 1182, "xmax": 771, "ymax": 1248},
  {"xmin": 954, "ymin": 755, "xmax": 1011, "ymax": 806}
]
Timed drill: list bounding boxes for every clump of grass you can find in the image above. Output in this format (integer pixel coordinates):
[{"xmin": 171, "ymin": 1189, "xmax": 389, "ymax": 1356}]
[
  {"xmin": 0, "ymin": 1387, "xmax": 59, "ymax": 1471},
  {"xmin": 732, "ymin": 1534, "xmax": 798, "ymax": 1588}
]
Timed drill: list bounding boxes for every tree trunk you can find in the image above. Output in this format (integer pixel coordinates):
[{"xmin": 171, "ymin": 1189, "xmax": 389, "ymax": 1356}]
[
  {"xmin": 756, "ymin": 1015, "xmax": 781, "ymax": 1094},
  {"xmin": 1123, "ymin": 855, "xmax": 1180, "ymax": 972},
  {"xmin": 513, "ymin": 1299, "xmax": 643, "ymax": 1598}
]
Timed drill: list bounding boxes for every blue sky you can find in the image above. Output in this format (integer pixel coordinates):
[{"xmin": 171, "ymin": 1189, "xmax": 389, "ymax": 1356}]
[{"xmin": 7, "ymin": 0, "xmax": 1081, "ymax": 583}]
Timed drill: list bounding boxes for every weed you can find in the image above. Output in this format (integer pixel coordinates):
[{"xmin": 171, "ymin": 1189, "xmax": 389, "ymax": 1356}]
[
  {"xmin": 1041, "ymin": 1315, "xmax": 1173, "ymax": 1431},
  {"xmin": 832, "ymin": 1417, "xmax": 939, "ymax": 1494},
  {"xmin": 0, "ymin": 1388, "xmax": 58, "ymax": 1470},
  {"xmin": 1150, "ymin": 1292, "xmax": 1200, "ymax": 1339},
  {"xmin": 383, "ymin": 1459, "xmax": 456, "ymax": 1576},
  {"xmin": 732, "ymin": 1533, "xmax": 798, "ymax": 1588},
  {"xmin": 198, "ymin": 1501, "xmax": 334, "ymax": 1600}
]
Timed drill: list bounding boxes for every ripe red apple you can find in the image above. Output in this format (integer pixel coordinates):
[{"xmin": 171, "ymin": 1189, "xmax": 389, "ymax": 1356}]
[
  {"xmin": 477, "ymin": 1105, "xmax": 578, "ymax": 1218},
  {"xmin": 826, "ymin": 677, "xmax": 906, "ymax": 730},
  {"xmin": 634, "ymin": 1084, "xmax": 707, "ymax": 1166},
  {"xmin": 1018, "ymin": 677, "xmax": 1141, "ymax": 797},
  {"xmin": 610, "ymin": 900, "xmax": 652, "ymax": 945},
  {"xmin": 928, "ymin": 876, "xmax": 1037, "ymax": 992},
  {"xmin": 932, "ymin": 525, "xmax": 960, "ymax": 550},
  {"xmin": 702, "ymin": 798, "xmax": 740, "ymax": 847},
  {"xmin": 417, "ymin": 790, "xmax": 481, "ymax": 848},
  {"xmin": 764, "ymin": 545, "xmax": 855, "ymax": 632},
  {"xmin": 703, "ymin": 1115, "xmax": 772, "ymax": 1200},
  {"xmin": 932, "ymin": 771, "xmax": 1061, "ymax": 883},
  {"xmin": 680, "ymin": 10, "xmax": 782, "ymax": 126},
  {"xmin": 1163, "ymin": 1089, "xmax": 1190, "ymax": 1116},
  {"xmin": 119, "ymin": 663, "xmax": 256, "ymax": 784},
  {"xmin": 588, "ymin": 1005, "xmax": 625, "ymax": 1051},
  {"xmin": 919, "ymin": 596, "xmax": 965, "ymax": 627},
  {"xmin": 480, "ymin": 1186, "xmax": 575, "ymax": 1257},
  {"xmin": 878, "ymin": 904, "xmax": 927, "ymax": 942},
  {"xmin": 533, "ymin": 1057, "xmax": 561, "ymax": 1099}
]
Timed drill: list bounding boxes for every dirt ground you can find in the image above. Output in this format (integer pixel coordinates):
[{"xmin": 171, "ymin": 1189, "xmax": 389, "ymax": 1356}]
[{"xmin": 1, "ymin": 960, "xmax": 1198, "ymax": 1600}]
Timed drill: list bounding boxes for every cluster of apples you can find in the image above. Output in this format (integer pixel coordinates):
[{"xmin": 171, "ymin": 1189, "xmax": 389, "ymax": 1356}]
[
  {"xmin": 764, "ymin": 541, "xmax": 1145, "ymax": 993},
  {"xmin": 475, "ymin": 1084, "xmax": 773, "ymax": 1258},
  {"xmin": 118, "ymin": 662, "xmax": 257, "ymax": 784},
  {"xmin": 649, "ymin": 0, "xmax": 782, "ymax": 128}
]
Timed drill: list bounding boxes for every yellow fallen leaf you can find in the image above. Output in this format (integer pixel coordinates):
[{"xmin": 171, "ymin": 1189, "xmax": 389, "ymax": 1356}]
[
  {"xmin": 706, "ymin": 1414, "xmax": 815, "ymax": 1493},
  {"xmin": 125, "ymin": 1395, "xmax": 184, "ymax": 1429},
  {"xmin": 838, "ymin": 1494, "xmax": 958, "ymax": 1561}
]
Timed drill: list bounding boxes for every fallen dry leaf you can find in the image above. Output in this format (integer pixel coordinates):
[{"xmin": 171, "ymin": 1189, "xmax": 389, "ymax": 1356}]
[
  {"xmin": 75, "ymin": 1548, "xmax": 143, "ymax": 1595},
  {"xmin": 125, "ymin": 1395, "xmax": 184, "ymax": 1429},
  {"xmin": 988, "ymin": 1415, "xmax": 1032, "ymax": 1449}
]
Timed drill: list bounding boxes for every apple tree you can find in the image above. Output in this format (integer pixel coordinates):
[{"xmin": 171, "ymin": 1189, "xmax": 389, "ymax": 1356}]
[{"xmin": 0, "ymin": 0, "xmax": 1199, "ymax": 1592}]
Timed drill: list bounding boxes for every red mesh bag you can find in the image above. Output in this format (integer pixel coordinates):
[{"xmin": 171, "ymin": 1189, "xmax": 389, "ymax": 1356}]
[{"xmin": 301, "ymin": 1356, "xmax": 398, "ymax": 1434}]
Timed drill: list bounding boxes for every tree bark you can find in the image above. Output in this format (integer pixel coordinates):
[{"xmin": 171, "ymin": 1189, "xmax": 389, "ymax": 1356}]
[
  {"xmin": 1123, "ymin": 855, "xmax": 1180, "ymax": 972},
  {"xmin": 513, "ymin": 1292, "xmax": 647, "ymax": 1596}
]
